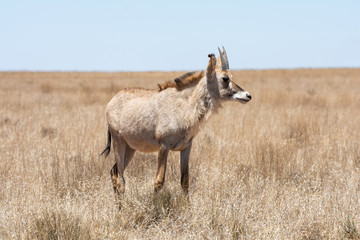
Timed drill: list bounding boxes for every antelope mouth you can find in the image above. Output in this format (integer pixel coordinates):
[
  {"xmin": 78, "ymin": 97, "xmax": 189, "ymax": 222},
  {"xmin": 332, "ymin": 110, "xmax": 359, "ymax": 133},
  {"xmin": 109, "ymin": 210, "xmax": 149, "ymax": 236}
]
[{"xmin": 236, "ymin": 98, "xmax": 250, "ymax": 103}]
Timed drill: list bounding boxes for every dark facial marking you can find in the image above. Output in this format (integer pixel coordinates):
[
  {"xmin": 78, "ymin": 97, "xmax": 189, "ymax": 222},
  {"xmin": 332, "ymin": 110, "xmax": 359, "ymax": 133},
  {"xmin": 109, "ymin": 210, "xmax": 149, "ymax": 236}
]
[{"xmin": 222, "ymin": 76, "xmax": 229, "ymax": 82}]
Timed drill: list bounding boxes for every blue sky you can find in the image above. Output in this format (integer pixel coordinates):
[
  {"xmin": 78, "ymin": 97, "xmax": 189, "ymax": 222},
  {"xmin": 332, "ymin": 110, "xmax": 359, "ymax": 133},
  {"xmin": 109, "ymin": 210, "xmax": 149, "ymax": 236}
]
[{"xmin": 0, "ymin": 1, "xmax": 359, "ymax": 71}]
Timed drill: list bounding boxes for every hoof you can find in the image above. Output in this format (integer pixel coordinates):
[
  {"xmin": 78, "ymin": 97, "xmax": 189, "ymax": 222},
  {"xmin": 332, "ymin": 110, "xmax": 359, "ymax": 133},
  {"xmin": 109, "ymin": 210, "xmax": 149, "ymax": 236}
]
[{"xmin": 154, "ymin": 182, "xmax": 164, "ymax": 193}]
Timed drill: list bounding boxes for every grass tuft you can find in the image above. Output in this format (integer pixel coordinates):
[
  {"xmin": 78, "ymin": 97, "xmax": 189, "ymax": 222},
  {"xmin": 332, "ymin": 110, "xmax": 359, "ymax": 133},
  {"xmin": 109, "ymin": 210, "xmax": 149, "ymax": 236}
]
[
  {"xmin": 30, "ymin": 210, "xmax": 90, "ymax": 240},
  {"xmin": 341, "ymin": 217, "xmax": 360, "ymax": 240}
]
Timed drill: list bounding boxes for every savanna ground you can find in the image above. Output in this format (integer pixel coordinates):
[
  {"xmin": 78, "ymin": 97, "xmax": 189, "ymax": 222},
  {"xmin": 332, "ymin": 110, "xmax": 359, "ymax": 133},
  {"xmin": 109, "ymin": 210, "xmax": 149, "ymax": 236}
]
[{"xmin": 1, "ymin": 68, "xmax": 360, "ymax": 239}]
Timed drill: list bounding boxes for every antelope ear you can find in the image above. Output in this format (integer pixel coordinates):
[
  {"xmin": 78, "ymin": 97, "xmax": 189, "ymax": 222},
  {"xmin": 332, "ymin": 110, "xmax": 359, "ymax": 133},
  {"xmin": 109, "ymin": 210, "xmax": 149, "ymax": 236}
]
[{"xmin": 206, "ymin": 54, "xmax": 216, "ymax": 79}]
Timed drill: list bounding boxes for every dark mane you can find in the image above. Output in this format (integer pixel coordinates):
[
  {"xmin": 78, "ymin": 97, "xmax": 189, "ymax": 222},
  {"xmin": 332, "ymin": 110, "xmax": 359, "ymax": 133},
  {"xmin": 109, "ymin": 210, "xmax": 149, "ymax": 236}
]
[{"xmin": 158, "ymin": 71, "xmax": 205, "ymax": 91}]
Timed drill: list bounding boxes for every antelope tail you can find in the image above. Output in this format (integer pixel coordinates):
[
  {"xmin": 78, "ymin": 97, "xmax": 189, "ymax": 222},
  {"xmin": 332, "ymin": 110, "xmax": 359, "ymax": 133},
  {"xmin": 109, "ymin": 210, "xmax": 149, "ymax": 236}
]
[{"xmin": 100, "ymin": 126, "xmax": 111, "ymax": 157}]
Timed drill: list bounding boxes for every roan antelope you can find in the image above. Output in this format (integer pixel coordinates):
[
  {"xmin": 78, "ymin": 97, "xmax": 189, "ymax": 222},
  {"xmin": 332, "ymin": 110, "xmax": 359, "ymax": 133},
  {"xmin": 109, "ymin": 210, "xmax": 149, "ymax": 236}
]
[{"xmin": 101, "ymin": 47, "xmax": 251, "ymax": 204}]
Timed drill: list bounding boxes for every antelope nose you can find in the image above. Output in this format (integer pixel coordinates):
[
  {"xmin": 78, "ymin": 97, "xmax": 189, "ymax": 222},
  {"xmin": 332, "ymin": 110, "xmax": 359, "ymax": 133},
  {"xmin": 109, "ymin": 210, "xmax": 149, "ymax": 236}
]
[{"xmin": 246, "ymin": 93, "xmax": 252, "ymax": 100}]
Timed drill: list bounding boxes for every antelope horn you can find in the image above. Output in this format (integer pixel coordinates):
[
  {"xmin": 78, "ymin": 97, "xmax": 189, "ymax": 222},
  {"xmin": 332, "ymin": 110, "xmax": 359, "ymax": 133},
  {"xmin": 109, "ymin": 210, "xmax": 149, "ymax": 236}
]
[{"xmin": 218, "ymin": 46, "xmax": 229, "ymax": 70}]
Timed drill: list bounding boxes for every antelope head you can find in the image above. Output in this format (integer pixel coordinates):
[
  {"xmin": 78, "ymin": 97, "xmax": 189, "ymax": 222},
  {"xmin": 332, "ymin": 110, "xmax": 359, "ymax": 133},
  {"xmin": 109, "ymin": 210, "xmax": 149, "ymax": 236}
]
[{"xmin": 206, "ymin": 47, "xmax": 251, "ymax": 103}]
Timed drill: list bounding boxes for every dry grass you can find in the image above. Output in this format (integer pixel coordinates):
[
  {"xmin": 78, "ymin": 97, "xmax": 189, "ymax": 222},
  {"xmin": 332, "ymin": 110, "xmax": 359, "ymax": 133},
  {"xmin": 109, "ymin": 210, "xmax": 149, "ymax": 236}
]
[{"xmin": 1, "ymin": 68, "xmax": 360, "ymax": 239}]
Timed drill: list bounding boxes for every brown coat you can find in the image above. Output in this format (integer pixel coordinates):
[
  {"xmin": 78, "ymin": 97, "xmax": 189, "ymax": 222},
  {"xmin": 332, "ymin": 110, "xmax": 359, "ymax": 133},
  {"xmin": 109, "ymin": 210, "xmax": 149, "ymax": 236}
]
[{"xmin": 102, "ymin": 48, "xmax": 251, "ymax": 206}]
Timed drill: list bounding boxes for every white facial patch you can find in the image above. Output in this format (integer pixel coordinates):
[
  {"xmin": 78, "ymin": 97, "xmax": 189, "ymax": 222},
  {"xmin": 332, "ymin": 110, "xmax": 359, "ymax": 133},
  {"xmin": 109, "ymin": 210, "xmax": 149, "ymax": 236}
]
[{"xmin": 232, "ymin": 91, "xmax": 251, "ymax": 101}]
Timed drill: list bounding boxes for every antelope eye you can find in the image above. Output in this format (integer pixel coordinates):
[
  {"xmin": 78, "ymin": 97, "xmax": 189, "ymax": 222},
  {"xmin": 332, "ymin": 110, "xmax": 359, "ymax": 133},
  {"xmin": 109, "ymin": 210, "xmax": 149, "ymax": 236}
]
[{"xmin": 222, "ymin": 77, "xmax": 229, "ymax": 82}]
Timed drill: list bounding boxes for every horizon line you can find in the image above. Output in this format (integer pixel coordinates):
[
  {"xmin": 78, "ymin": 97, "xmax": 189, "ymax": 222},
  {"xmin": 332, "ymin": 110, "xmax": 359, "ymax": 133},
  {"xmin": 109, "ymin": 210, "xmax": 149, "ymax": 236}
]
[{"xmin": 1, "ymin": 66, "xmax": 360, "ymax": 73}]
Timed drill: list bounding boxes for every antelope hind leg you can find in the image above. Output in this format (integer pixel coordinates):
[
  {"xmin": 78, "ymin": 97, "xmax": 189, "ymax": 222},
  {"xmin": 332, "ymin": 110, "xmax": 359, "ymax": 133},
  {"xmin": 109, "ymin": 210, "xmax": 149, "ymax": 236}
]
[
  {"xmin": 110, "ymin": 163, "xmax": 120, "ymax": 194},
  {"xmin": 110, "ymin": 135, "xmax": 128, "ymax": 199},
  {"xmin": 110, "ymin": 141, "xmax": 136, "ymax": 194}
]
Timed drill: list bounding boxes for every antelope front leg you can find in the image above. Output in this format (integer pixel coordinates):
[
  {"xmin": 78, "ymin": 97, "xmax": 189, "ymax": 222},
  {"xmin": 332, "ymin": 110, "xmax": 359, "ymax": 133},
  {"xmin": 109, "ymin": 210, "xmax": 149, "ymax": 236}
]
[
  {"xmin": 154, "ymin": 145, "xmax": 169, "ymax": 192},
  {"xmin": 180, "ymin": 141, "xmax": 192, "ymax": 195}
]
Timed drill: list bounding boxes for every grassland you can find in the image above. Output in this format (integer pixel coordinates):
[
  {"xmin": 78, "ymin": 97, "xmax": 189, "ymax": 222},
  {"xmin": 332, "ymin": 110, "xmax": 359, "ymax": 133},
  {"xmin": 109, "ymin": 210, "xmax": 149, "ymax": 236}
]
[{"xmin": 0, "ymin": 68, "xmax": 360, "ymax": 239}]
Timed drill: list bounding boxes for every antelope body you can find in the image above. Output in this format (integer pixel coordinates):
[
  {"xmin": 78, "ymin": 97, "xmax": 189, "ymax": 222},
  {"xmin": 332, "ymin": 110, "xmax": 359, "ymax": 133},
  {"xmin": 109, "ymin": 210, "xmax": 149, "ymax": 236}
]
[{"xmin": 102, "ymin": 47, "xmax": 251, "ymax": 201}]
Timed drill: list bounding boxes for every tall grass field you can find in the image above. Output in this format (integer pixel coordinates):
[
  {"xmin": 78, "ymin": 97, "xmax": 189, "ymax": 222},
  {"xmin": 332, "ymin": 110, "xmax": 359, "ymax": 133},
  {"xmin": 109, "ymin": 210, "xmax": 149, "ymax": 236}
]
[{"xmin": 1, "ymin": 69, "xmax": 360, "ymax": 239}]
